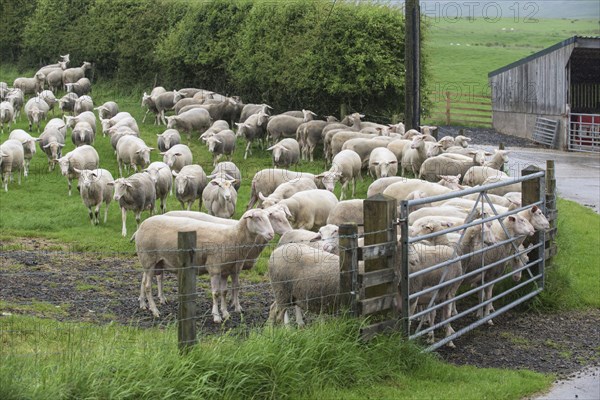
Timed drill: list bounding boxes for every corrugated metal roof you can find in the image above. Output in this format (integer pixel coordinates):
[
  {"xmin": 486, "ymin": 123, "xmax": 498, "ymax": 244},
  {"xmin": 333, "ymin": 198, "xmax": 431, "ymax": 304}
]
[{"xmin": 488, "ymin": 36, "xmax": 600, "ymax": 78}]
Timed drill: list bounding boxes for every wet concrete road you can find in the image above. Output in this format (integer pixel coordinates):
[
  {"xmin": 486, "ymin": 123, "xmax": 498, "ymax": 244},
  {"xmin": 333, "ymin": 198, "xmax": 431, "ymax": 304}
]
[{"xmin": 475, "ymin": 146, "xmax": 600, "ymax": 213}]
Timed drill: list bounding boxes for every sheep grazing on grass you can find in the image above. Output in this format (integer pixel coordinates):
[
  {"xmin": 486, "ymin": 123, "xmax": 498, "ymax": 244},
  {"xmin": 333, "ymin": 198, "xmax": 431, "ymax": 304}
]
[
  {"xmin": 209, "ymin": 161, "xmax": 241, "ymax": 191},
  {"xmin": 100, "ymin": 111, "xmax": 133, "ymax": 136},
  {"xmin": 59, "ymin": 92, "xmax": 78, "ymax": 116},
  {"xmin": 109, "ymin": 173, "xmax": 156, "ymax": 237},
  {"xmin": 235, "ymin": 111, "xmax": 269, "ymax": 159},
  {"xmin": 65, "ymin": 77, "xmax": 91, "ymax": 97},
  {"xmin": 266, "ymin": 110, "xmax": 316, "ymax": 144},
  {"xmin": 202, "ymin": 177, "xmax": 238, "ymax": 218},
  {"xmin": 316, "ymin": 149, "xmax": 362, "ymax": 200},
  {"xmin": 71, "ymin": 121, "xmax": 95, "ymax": 147},
  {"xmin": 141, "ymin": 86, "xmax": 166, "ymax": 124},
  {"xmin": 154, "ymin": 90, "xmax": 183, "ymax": 125},
  {"xmin": 166, "ymin": 107, "xmax": 211, "ymax": 139},
  {"xmin": 204, "ymin": 129, "xmax": 236, "ymax": 167},
  {"xmin": 24, "ymin": 97, "xmax": 50, "ymax": 133},
  {"xmin": 144, "ymin": 162, "xmax": 172, "ymax": 214},
  {"xmin": 173, "ymin": 164, "xmax": 208, "ymax": 211},
  {"xmin": 62, "ymin": 62, "xmax": 92, "ymax": 86},
  {"xmin": 38, "ymin": 90, "xmax": 58, "ymax": 115},
  {"xmin": 8, "ymin": 129, "xmax": 37, "ymax": 176},
  {"xmin": 74, "ymin": 95, "xmax": 94, "ymax": 115},
  {"xmin": 0, "ymin": 139, "xmax": 25, "ymax": 192},
  {"xmin": 75, "ymin": 168, "xmax": 114, "ymax": 225},
  {"xmin": 419, "ymin": 151, "xmax": 487, "ymax": 182},
  {"xmin": 135, "ymin": 209, "xmax": 274, "ymax": 321},
  {"xmin": 276, "ymin": 189, "xmax": 338, "ymax": 231},
  {"xmin": 246, "ymin": 168, "xmax": 318, "ymax": 210},
  {"xmin": 56, "ymin": 145, "xmax": 99, "ymax": 196}
]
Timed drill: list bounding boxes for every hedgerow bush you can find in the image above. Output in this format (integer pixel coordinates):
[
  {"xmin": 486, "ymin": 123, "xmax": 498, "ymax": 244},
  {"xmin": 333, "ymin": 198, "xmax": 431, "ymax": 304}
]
[{"xmin": 14, "ymin": 0, "xmax": 429, "ymax": 120}]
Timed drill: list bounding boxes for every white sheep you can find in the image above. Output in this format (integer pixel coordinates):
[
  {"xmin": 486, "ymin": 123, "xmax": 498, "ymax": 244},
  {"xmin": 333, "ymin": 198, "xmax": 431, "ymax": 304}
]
[
  {"xmin": 316, "ymin": 149, "xmax": 362, "ymax": 200},
  {"xmin": 401, "ymin": 134, "xmax": 428, "ymax": 176},
  {"xmin": 258, "ymin": 177, "xmax": 317, "ymax": 208},
  {"xmin": 74, "ymin": 95, "xmax": 93, "ymax": 115},
  {"xmin": 276, "ymin": 189, "xmax": 338, "ymax": 231},
  {"xmin": 109, "ymin": 173, "xmax": 156, "ymax": 237},
  {"xmin": 161, "ymin": 144, "xmax": 193, "ymax": 173},
  {"xmin": 173, "ymin": 164, "xmax": 208, "ymax": 211},
  {"xmin": 144, "ymin": 162, "xmax": 173, "ymax": 214},
  {"xmin": 38, "ymin": 126, "xmax": 65, "ymax": 171},
  {"xmin": 71, "ymin": 121, "xmax": 95, "ymax": 147},
  {"xmin": 156, "ymin": 129, "xmax": 181, "ymax": 152},
  {"xmin": 369, "ymin": 147, "xmax": 398, "ymax": 179},
  {"xmin": 367, "ymin": 176, "xmax": 406, "ymax": 197},
  {"xmin": 62, "ymin": 62, "xmax": 92, "ymax": 86},
  {"xmin": 13, "ymin": 72, "xmax": 45, "ymax": 95},
  {"xmin": 419, "ymin": 151, "xmax": 487, "ymax": 182},
  {"xmin": 246, "ymin": 168, "xmax": 318, "ymax": 209},
  {"xmin": 24, "ymin": 97, "xmax": 50, "ymax": 133},
  {"xmin": 94, "ymin": 101, "xmax": 119, "ymax": 119},
  {"xmin": 116, "ymin": 135, "xmax": 154, "ymax": 176},
  {"xmin": 267, "ymin": 138, "xmax": 300, "ymax": 168},
  {"xmin": 326, "ymin": 199, "xmax": 364, "ymax": 231},
  {"xmin": 0, "ymin": 101, "xmax": 14, "ymax": 134},
  {"xmin": 0, "ymin": 139, "xmax": 25, "ymax": 192},
  {"xmin": 8, "ymin": 129, "xmax": 37, "ymax": 176},
  {"xmin": 209, "ymin": 161, "xmax": 241, "ymax": 191},
  {"xmin": 204, "ymin": 129, "xmax": 236, "ymax": 167},
  {"xmin": 202, "ymin": 177, "xmax": 238, "ymax": 218},
  {"xmin": 56, "ymin": 145, "xmax": 100, "ymax": 196},
  {"xmin": 135, "ymin": 209, "xmax": 274, "ymax": 321},
  {"xmin": 75, "ymin": 168, "xmax": 114, "ymax": 225}
]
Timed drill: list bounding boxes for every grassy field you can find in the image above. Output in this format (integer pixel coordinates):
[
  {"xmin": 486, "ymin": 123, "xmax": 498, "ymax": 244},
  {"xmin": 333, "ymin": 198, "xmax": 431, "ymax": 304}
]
[{"xmin": 1, "ymin": 16, "xmax": 599, "ymax": 400}]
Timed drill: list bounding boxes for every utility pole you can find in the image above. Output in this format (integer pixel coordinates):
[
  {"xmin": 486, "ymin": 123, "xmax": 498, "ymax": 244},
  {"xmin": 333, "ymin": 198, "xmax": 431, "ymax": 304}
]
[{"xmin": 404, "ymin": 0, "xmax": 421, "ymax": 131}]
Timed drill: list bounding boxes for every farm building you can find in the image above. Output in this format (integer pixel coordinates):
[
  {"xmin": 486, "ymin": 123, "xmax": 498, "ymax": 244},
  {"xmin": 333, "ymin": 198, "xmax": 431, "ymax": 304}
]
[{"xmin": 489, "ymin": 36, "xmax": 600, "ymax": 152}]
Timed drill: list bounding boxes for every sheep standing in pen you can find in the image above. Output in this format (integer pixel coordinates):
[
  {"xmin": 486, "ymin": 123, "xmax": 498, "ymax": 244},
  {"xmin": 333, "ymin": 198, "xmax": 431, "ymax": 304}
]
[
  {"xmin": 267, "ymin": 138, "xmax": 300, "ymax": 168},
  {"xmin": 134, "ymin": 209, "xmax": 274, "ymax": 321},
  {"xmin": 8, "ymin": 129, "xmax": 37, "ymax": 176},
  {"xmin": 419, "ymin": 151, "xmax": 487, "ymax": 182},
  {"xmin": 401, "ymin": 134, "xmax": 428, "ymax": 176},
  {"xmin": 326, "ymin": 199, "xmax": 364, "ymax": 232},
  {"xmin": 246, "ymin": 168, "xmax": 319, "ymax": 209},
  {"xmin": 202, "ymin": 177, "xmax": 238, "ymax": 218},
  {"xmin": 75, "ymin": 168, "xmax": 114, "ymax": 225},
  {"xmin": 0, "ymin": 139, "xmax": 25, "ymax": 192},
  {"xmin": 268, "ymin": 243, "xmax": 341, "ymax": 327},
  {"xmin": 144, "ymin": 162, "xmax": 172, "ymax": 214},
  {"xmin": 368, "ymin": 147, "xmax": 398, "ymax": 179},
  {"xmin": 109, "ymin": 173, "xmax": 156, "ymax": 237},
  {"xmin": 56, "ymin": 145, "xmax": 100, "ymax": 196},
  {"xmin": 276, "ymin": 189, "xmax": 338, "ymax": 231},
  {"xmin": 315, "ymin": 149, "xmax": 362, "ymax": 200},
  {"xmin": 173, "ymin": 164, "xmax": 208, "ymax": 211}
]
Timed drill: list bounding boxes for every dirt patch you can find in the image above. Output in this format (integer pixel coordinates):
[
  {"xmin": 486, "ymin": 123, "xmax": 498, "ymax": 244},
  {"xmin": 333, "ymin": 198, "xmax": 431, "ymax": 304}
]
[{"xmin": 1, "ymin": 238, "xmax": 598, "ymax": 376}]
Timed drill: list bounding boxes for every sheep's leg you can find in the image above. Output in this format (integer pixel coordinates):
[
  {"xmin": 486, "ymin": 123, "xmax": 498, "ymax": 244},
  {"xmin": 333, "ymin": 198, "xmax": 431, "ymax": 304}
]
[
  {"xmin": 94, "ymin": 204, "xmax": 100, "ymax": 225},
  {"xmin": 67, "ymin": 178, "xmax": 72, "ymax": 196},
  {"xmin": 230, "ymin": 270, "xmax": 243, "ymax": 313},
  {"xmin": 476, "ymin": 286, "xmax": 485, "ymax": 318},
  {"xmin": 104, "ymin": 203, "xmax": 109, "ymax": 223},
  {"xmin": 443, "ymin": 302, "xmax": 456, "ymax": 348},
  {"xmin": 135, "ymin": 211, "xmax": 142, "ymax": 229},
  {"xmin": 121, "ymin": 207, "xmax": 128, "ymax": 237},
  {"xmin": 283, "ymin": 310, "xmax": 290, "ymax": 325},
  {"xmin": 294, "ymin": 305, "xmax": 305, "ymax": 328},
  {"xmin": 139, "ymin": 271, "xmax": 148, "ymax": 309},
  {"xmin": 244, "ymin": 141, "xmax": 252, "ymax": 159},
  {"xmin": 145, "ymin": 270, "xmax": 160, "ymax": 317},
  {"xmin": 210, "ymin": 274, "xmax": 223, "ymax": 323},
  {"xmin": 219, "ymin": 275, "xmax": 230, "ymax": 321},
  {"xmin": 485, "ymin": 285, "xmax": 495, "ymax": 325},
  {"xmin": 157, "ymin": 272, "xmax": 167, "ymax": 304},
  {"xmin": 186, "ymin": 202, "xmax": 191, "ymax": 211},
  {"xmin": 88, "ymin": 207, "xmax": 94, "ymax": 226},
  {"xmin": 2, "ymin": 172, "xmax": 8, "ymax": 192},
  {"xmin": 268, "ymin": 302, "xmax": 279, "ymax": 325},
  {"xmin": 24, "ymin": 160, "xmax": 29, "ymax": 177},
  {"xmin": 142, "ymin": 109, "xmax": 149, "ymax": 124}
]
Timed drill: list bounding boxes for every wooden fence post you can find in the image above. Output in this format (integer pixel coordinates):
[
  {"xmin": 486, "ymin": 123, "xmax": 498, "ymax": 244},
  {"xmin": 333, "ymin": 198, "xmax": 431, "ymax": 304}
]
[
  {"xmin": 178, "ymin": 231, "xmax": 197, "ymax": 353},
  {"xmin": 339, "ymin": 224, "xmax": 359, "ymax": 315},
  {"xmin": 545, "ymin": 160, "xmax": 558, "ymax": 259},
  {"xmin": 522, "ymin": 165, "xmax": 544, "ymax": 286},
  {"xmin": 340, "ymin": 103, "xmax": 347, "ymax": 121}
]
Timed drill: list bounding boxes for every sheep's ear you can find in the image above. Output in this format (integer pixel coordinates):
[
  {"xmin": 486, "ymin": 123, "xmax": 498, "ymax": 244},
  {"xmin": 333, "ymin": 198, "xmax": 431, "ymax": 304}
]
[
  {"xmin": 468, "ymin": 151, "xmax": 477, "ymax": 155},
  {"xmin": 315, "ymin": 173, "xmax": 324, "ymax": 179},
  {"xmin": 457, "ymin": 173, "xmax": 461, "ymax": 179},
  {"xmin": 424, "ymin": 223, "xmax": 434, "ymax": 232},
  {"xmin": 106, "ymin": 181, "xmax": 115, "ymax": 186},
  {"xmin": 159, "ymin": 152, "xmax": 166, "ymax": 155},
  {"xmin": 531, "ymin": 205, "xmax": 538, "ymax": 213},
  {"xmin": 73, "ymin": 168, "xmax": 82, "ymax": 174},
  {"xmin": 210, "ymin": 180, "xmax": 220, "ymax": 186},
  {"xmin": 172, "ymin": 171, "xmax": 178, "ymax": 177},
  {"xmin": 390, "ymin": 160, "xmax": 397, "ymax": 164},
  {"xmin": 234, "ymin": 122, "xmax": 241, "ymax": 127},
  {"xmin": 174, "ymin": 152, "xmax": 182, "ymax": 157},
  {"xmin": 156, "ymin": 133, "xmax": 162, "ymax": 137},
  {"xmin": 125, "ymin": 181, "xmax": 133, "ymax": 188},
  {"xmin": 309, "ymin": 234, "xmax": 322, "ymax": 242},
  {"xmin": 258, "ymin": 192, "xmax": 266, "ymax": 201},
  {"xmin": 266, "ymin": 145, "xmax": 275, "ymax": 151},
  {"xmin": 508, "ymin": 215, "xmax": 516, "ymax": 222},
  {"xmin": 58, "ymin": 143, "xmax": 65, "ymax": 148}
]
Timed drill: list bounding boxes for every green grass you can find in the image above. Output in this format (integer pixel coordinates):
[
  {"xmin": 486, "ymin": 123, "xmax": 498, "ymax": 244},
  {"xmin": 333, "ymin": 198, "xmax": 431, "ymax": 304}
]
[
  {"xmin": 0, "ymin": 315, "xmax": 552, "ymax": 400},
  {"xmin": 537, "ymin": 199, "xmax": 600, "ymax": 310}
]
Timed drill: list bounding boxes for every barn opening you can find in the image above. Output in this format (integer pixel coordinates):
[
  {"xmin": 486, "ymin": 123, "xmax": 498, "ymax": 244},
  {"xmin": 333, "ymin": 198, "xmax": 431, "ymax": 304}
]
[{"xmin": 489, "ymin": 36, "xmax": 600, "ymax": 153}]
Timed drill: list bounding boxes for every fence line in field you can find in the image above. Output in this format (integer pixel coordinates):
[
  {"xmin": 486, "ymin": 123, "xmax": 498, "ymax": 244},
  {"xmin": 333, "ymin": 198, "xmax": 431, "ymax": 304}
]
[{"xmin": 426, "ymin": 91, "xmax": 492, "ymax": 127}]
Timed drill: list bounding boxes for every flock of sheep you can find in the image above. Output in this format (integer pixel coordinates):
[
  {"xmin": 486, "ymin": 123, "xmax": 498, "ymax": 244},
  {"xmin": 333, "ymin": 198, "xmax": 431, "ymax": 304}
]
[{"xmin": 0, "ymin": 55, "xmax": 550, "ymax": 346}]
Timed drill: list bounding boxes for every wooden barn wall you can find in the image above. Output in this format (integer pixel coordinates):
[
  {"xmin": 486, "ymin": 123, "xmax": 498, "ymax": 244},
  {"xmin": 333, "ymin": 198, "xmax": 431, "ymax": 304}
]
[{"xmin": 490, "ymin": 43, "xmax": 575, "ymax": 115}]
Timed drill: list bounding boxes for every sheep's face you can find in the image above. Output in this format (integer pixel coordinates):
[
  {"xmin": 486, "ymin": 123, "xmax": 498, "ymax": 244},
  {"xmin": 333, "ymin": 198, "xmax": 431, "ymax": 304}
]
[
  {"xmin": 136, "ymin": 147, "xmax": 153, "ymax": 168},
  {"xmin": 166, "ymin": 117, "xmax": 177, "ymax": 130},
  {"xmin": 214, "ymin": 179, "xmax": 234, "ymax": 201},
  {"xmin": 318, "ymin": 171, "xmax": 341, "ymax": 192},
  {"xmin": 375, "ymin": 160, "xmax": 397, "ymax": 178},
  {"xmin": 438, "ymin": 175, "xmax": 461, "ymax": 190},
  {"xmin": 426, "ymin": 143, "xmax": 443, "ymax": 158},
  {"xmin": 56, "ymin": 157, "xmax": 71, "ymax": 176},
  {"xmin": 243, "ymin": 209, "xmax": 274, "ymax": 241},
  {"xmin": 508, "ymin": 214, "xmax": 535, "ymax": 237},
  {"xmin": 111, "ymin": 179, "xmax": 132, "ymax": 201},
  {"xmin": 22, "ymin": 139, "xmax": 36, "ymax": 155},
  {"xmin": 318, "ymin": 224, "xmax": 339, "ymax": 254},
  {"xmin": 175, "ymin": 175, "xmax": 189, "ymax": 195},
  {"xmin": 234, "ymin": 123, "xmax": 248, "ymax": 138},
  {"xmin": 266, "ymin": 205, "xmax": 293, "ymax": 235},
  {"xmin": 410, "ymin": 135, "xmax": 425, "ymax": 149},
  {"xmin": 207, "ymin": 137, "xmax": 221, "ymax": 153},
  {"xmin": 528, "ymin": 205, "xmax": 550, "ymax": 231},
  {"xmin": 162, "ymin": 152, "xmax": 181, "ymax": 168},
  {"xmin": 268, "ymin": 144, "xmax": 285, "ymax": 163},
  {"xmin": 78, "ymin": 170, "xmax": 98, "ymax": 190}
]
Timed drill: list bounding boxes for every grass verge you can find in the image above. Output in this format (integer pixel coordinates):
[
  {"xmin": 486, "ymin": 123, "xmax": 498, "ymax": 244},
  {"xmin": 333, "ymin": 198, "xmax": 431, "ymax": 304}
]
[{"xmin": 0, "ymin": 315, "xmax": 552, "ymax": 400}]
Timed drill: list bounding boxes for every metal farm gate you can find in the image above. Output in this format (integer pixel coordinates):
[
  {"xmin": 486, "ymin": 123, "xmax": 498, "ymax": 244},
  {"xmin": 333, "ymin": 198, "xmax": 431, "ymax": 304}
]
[{"xmin": 569, "ymin": 113, "xmax": 600, "ymax": 153}]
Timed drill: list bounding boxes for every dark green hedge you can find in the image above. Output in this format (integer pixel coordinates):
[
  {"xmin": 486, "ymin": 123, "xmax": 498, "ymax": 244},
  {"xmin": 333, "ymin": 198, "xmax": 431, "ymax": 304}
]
[{"xmin": 7, "ymin": 0, "xmax": 429, "ymax": 121}]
